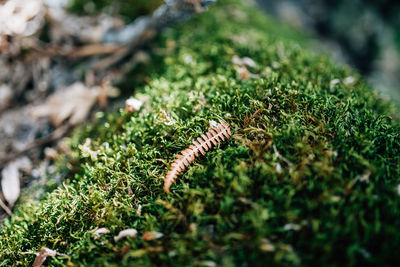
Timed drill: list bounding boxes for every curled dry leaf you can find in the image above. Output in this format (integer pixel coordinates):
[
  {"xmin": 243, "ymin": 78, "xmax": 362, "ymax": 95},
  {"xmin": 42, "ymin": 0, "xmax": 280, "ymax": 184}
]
[
  {"xmin": 0, "ymin": 0, "xmax": 45, "ymax": 54},
  {"xmin": 1, "ymin": 163, "xmax": 19, "ymax": 208},
  {"xmin": 33, "ymin": 247, "xmax": 57, "ymax": 267},
  {"xmin": 93, "ymin": 227, "xmax": 110, "ymax": 240},
  {"xmin": 114, "ymin": 229, "xmax": 138, "ymax": 241},
  {"xmin": 125, "ymin": 97, "xmax": 143, "ymax": 113},
  {"xmin": 142, "ymin": 231, "xmax": 164, "ymax": 241},
  {"xmin": 32, "ymin": 82, "xmax": 118, "ymax": 127},
  {"xmin": 32, "ymin": 82, "xmax": 98, "ymax": 126},
  {"xmin": 1, "ymin": 157, "xmax": 32, "ymax": 208},
  {"xmin": 0, "ymin": 0, "xmax": 44, "ymax": 36}
]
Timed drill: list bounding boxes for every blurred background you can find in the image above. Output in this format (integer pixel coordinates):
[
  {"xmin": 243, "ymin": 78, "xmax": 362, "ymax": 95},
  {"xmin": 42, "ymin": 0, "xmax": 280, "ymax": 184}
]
[
  {"xmin": 2, "ymin": 0, "xmax": 399, "ymax": 104},
  {"xmin": 256, "ymin": 0, "xmax": 400, "ymax": 105},
  {"xmin": 66, "ymin": 0, "xmax": 400, "ymax": 104}
]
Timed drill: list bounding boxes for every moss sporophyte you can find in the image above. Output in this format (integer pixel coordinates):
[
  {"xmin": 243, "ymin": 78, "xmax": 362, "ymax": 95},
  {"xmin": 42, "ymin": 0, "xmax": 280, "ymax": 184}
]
[{"xmin": 0, "ymin": 0, "xmax": 399, "ymax": 266}]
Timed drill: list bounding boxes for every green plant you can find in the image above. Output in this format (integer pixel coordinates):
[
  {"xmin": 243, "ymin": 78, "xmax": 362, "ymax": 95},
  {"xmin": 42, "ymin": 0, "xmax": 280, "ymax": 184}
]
[{"xmin": 0, "ymin": 0, "xmax": 399, "ymax": 266}]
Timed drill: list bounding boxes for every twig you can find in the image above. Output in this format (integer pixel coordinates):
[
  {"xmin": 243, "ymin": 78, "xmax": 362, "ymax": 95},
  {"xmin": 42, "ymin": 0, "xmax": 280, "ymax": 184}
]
[
  {"xmin": 95, "ymin": 0, "xmax": 216, "ymax": 71},
  {"xmin": 102, "ymin": 0, "xmax": 216, "ymax": 45},
  {"xmin": 69, "ymin": 44, "xmax": 123, "ymax": 58}
]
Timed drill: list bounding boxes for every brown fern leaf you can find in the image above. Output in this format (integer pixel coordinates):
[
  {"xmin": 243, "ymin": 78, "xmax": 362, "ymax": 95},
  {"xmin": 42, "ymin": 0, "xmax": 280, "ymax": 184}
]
[{"xmin": 164, "ymin": 119, "xmax": 231, "ymax": 193}]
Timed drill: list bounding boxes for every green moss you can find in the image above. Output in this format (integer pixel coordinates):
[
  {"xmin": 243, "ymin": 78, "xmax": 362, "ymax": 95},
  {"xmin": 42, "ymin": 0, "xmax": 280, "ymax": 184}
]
[{"xmin": 1, "ymin": 0, "xmax": 400, "ymax": 266}]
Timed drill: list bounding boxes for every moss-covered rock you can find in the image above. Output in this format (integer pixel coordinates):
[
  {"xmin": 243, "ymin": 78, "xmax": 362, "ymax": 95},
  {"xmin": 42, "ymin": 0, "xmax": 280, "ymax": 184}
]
[{"xmin": 1, "ymin": 0, "xmax": 399, "ymax": 266}]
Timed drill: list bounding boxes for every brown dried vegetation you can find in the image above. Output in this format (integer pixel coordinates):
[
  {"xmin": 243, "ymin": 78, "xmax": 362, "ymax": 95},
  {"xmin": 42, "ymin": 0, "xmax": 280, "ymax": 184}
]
[{"xmin": 164, "ymin": 119, "xmax": 231, "ymax": 193}]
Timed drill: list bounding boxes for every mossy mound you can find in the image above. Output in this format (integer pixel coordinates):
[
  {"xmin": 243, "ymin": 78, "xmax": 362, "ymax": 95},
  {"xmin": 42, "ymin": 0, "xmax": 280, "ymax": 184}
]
[{"xmin": 1, "ymin": 0, "xmax": 400, "ymax": 266}]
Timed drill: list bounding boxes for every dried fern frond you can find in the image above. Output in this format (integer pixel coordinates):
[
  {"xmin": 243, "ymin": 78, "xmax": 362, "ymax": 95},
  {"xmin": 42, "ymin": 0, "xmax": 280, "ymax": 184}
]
[{"xmin": 164, "ymin": 119, "xmax": 231, "ymax": 193}]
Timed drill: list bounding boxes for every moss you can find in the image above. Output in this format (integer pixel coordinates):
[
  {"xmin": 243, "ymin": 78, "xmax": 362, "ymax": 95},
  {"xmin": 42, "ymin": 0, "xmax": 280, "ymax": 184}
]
[{"xmin": 1, "ymin": 0, "xmax": 400, "ymax": 266}]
